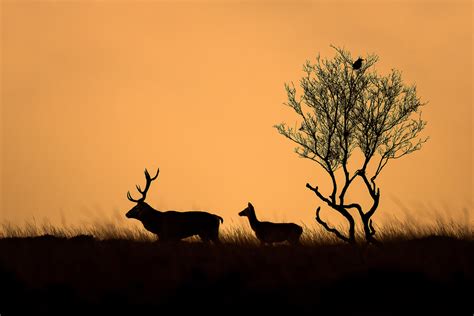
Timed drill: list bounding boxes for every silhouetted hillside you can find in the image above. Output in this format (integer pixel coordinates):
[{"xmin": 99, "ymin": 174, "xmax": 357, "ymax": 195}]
[{"xmin": 0, "ymin": 235, "xmax": 472, "ymax": 315}]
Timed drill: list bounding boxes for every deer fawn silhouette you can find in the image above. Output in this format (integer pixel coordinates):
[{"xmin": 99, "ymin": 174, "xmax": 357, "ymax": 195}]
[
  {"xmin": 239, "ymin": 202, "xmax": 303, "ymax": 245},
  {"xmin": 126, "ymin": 168, "xmax": 224, "ymax": 243}
]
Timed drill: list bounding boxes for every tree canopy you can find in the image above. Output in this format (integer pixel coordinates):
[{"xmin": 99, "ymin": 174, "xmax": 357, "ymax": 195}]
[{"xmin": 275, "ymin": 46, "xmax": 428, "ymax": 243}]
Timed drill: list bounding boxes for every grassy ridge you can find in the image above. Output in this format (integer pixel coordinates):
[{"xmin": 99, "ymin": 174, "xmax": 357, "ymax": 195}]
[
  {"xmin": 0, "ymin": 222, "xmax": 473, "ymax": 315},
  {"xmin": 1, "ymin": 216, "xmax": 471, "ymax": 242}
]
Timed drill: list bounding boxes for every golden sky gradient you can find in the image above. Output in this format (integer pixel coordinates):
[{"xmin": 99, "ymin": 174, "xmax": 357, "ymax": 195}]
[{"xmin": 1, "ymin": 1, "xmax": 472, "ymax": 230}]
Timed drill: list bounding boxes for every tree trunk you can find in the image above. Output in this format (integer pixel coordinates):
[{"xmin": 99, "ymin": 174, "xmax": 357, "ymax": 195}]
[
  {"xmin": 341, "ymin": 208, "xmax": 356, "ymax": 244},
  {"xmin": 360, "ymin": 193, "xmax": 380, "ymax": 244},
  {"xmin": 362, "ymin": 215, "xmax": 378, "ymax": 244}
]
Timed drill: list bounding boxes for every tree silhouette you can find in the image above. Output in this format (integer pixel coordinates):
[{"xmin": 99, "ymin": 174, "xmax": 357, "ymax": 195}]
[{"xmin": 275, "ymin": 46, "xmax": 428, "ymax": 243}]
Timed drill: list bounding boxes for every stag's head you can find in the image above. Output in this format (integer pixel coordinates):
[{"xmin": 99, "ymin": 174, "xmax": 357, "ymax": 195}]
[
  {"xmin": 238, "ymin": 202, "xmax": 254, "ymax": 217},
  {"xmin": 126, "ymin": 168, "xmax": 159, "ymax": 219}
]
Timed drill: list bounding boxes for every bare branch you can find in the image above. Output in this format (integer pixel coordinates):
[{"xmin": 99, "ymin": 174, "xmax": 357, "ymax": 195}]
[
  {"xmin": 306, "ymin": 183, "xmax": 333, "ymax": 206},
  {"xmin": 315, "ymin": 207, "xmax": 351, "ymax": 243}
]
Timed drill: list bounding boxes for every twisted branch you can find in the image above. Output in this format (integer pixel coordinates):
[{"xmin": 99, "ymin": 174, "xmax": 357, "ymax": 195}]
[{"xmin": 315, "ymin": 207, "xmax": 350, "ymax": 243}]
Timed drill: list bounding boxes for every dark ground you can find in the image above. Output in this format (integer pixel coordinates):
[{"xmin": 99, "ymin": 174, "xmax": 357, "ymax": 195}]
[{"xmin": 0, "ymin": 235, "xmax": 472, "ymax": 315}]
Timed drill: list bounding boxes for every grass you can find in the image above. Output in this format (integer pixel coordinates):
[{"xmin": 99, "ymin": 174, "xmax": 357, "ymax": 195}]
[
  {"xmin": 0, "ymin": 218, "xmax": 472, "ymax": 315},
  {"xmin": 1, "ymin": 216, "xmax": 471, "ymax": 243}
]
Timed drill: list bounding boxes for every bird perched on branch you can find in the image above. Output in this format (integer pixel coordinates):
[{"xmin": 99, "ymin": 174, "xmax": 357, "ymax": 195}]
[{"xmin": 352, "ymin": 58, "xmax": 364, "ymax": 70}]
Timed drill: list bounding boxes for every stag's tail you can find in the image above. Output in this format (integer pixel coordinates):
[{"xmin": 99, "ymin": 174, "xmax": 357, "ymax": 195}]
[{"xmin": 216, "ymin": 215, "xmax": 224, "ymax": 224}]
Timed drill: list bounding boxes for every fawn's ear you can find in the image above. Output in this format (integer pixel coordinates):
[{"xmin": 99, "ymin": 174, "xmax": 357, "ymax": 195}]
[{"xmin": 248, "ymin": 202, "xmax": 253, "ymax": 208}]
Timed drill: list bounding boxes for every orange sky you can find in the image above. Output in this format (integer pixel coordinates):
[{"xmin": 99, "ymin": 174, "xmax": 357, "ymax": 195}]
[{"xmin": 1, "ymin": 1, "xmax": 472, "ymax": 230}]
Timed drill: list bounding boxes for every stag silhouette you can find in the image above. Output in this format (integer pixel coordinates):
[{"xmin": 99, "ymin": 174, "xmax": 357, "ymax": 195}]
[
  {"xmin": 239, "ymin": 202, "xmax": 303, "ymax": 245},
  {"xmin": 126, "ymin": 168, "xmax": 223, "ymax": 243}
]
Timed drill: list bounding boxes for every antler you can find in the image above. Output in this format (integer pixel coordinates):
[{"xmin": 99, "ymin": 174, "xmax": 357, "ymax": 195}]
[{"xmin": 127, "ymin": 168, "xmax": 160, "ymax": 203}]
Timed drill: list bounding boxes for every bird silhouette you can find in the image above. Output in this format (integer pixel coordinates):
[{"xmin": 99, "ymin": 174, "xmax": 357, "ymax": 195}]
[{"xmin": 352, "ymin": 58, "xmax": 364, "ymax": 70}]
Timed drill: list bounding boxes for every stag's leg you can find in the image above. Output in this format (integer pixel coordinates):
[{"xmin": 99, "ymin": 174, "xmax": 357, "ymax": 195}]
[
  {"xmin": 198, "ymin": 223, "xmax": 221, "ymax": 244},
  {"xmin": 199, "ymin": 234, "xmax": 211, "ymax": 243},
  {"xmin": 288, "ymin": 232, "xmax": 302, "ymax": 245},
  {"xmin": 199, "ymin": 230, "xmax": 220, "ymax": 244},
  {"xmin": 288, "ymin": 237, "xmax": 301, "ymax": 245},
  {"xmin": 210, "ymin": 231, "xmax": 221, "ymax": 244}
]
